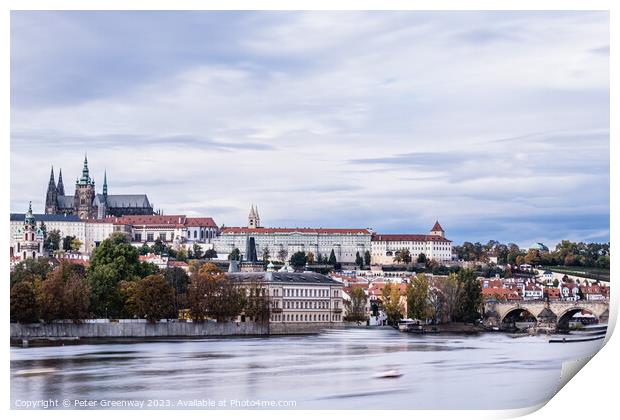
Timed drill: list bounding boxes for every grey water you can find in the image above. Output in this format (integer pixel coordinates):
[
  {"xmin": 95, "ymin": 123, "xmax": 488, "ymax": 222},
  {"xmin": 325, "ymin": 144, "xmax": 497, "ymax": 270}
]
[{"xmin": 11, "ymin": 328, "xmax": 604, "ymax": 409}]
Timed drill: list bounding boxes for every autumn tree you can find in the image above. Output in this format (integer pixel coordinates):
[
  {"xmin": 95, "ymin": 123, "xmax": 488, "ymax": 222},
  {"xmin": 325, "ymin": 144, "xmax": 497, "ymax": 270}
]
[
  {"xmin": 306, "ymin": 251, "xmax": 315, "ymax": 265},
  {"xmin": 407, "ymin": 274, "xmax": 430, "ymax": 321},
  {"xmin": 381, "ymin": 283, "xmax": 404, "ymax": 325},
  {"xmin": 131, "ymin": 275, "xmax": 176, "ymax": 323},
  {"xmin": 243, "ymin": 281, "xmax": 270, "ymax": 323},
  {"xmin": 439, "ymin": 273, "xmax": 463, "ymax": 322},
  {"xmin": 192, "ymin": 243, "xmax": 204, "ymax": 259},
  {"xmin": 10, "ymin": 281, "xmax": 39, "ymax": 323},
  {"xmin": 344, "ymin": 286, "xmax": 368, "ymax": 323},
  {"xmin": 38, "ymin": 262, "xmax": 91, "ymax": 323}
]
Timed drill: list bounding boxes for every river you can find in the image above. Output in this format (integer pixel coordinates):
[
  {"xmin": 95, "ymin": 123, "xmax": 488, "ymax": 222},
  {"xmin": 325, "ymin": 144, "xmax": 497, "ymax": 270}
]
[{"xmin": 11, "ymin": 328, "xmax": 604, "ymax": 410}]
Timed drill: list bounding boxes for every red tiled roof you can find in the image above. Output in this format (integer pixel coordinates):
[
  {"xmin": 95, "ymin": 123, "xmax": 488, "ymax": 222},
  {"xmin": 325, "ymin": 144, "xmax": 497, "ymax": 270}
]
[
  {"xmin": 431, "ymin": 221, "xmax": 444, "ymax": 232},
  {"xmin": 113, "ymin": 215, "xmax": 187, "ymax": 226},
  {"xmin": 221, "ymin": 227, "xmax": 371, "ymax": 234},
  {"xmin": 185, "ymin": 217, "xmax": 217, "ymax": 228},
  {"xmin": 168, "ymin": 261, "xmax": 189, "ymax": 267},
  {"xmin": 371, "ymin": 233, "xmax": 451, "ymax": 242}
]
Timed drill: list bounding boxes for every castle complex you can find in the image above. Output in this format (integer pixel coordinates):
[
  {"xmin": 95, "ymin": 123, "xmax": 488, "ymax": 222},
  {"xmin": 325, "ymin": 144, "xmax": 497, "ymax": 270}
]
[{"xmin": 45, "ymin": 155, "xmax": 154, "ymax": 219}]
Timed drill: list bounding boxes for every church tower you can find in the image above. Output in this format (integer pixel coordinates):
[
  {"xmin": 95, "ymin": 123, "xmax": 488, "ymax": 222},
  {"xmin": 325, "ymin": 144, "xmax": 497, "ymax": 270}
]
[
  {"xmin": 74, "ymin": 153, "xmax": 96, "ymax": 219},
  {"xmin": 57, "ymin": 168, "xmax": 65, "ymax": 196},
  {"xmin": 430, "ymin": 221, "xmax": 445, "ymax": 238},
  {"xmin": 248, "ymin": 204, "xmax": 261, "ymax": 228},
  {"xmin": 45, "ymin": 166, "xmax": 58, "ymax": 214}
]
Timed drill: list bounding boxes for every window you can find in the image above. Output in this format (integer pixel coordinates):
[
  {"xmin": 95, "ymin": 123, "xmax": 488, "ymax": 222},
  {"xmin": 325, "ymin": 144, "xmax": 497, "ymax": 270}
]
[
  {"xmin": 147, "ymin": 233, "xmax": 154, "ymax": 242},
  {"xmin": 194, "ymin": 230, "xmax": 197, "ymax": 239},
  {"xmin": 160, "ymin": 233, "xmax": 167, "ymax": 241},
  {"xmin": 134, "ymin": 233, "xmax": 142, "ymax": 242}
]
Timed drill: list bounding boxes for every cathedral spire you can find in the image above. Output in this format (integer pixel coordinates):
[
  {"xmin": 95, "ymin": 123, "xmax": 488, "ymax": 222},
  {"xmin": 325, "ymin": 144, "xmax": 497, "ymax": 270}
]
[
  {"xmin": 45, "ymin": 166, "xmax": 58, "ymax": 214},
  {"xmin": 57, "ymin": 168, "xmax": 65, "ymax": 196},
  {"xmin": 48, "ymin": 166, "xmax": 55, "ymax": 183},
  {"xmin": 103, "ymin": 170, "xmax": 108, "ymax": 198},
  {"xmin": 79, "ymin": 152, "xmax": 92, "ymax": 185}
]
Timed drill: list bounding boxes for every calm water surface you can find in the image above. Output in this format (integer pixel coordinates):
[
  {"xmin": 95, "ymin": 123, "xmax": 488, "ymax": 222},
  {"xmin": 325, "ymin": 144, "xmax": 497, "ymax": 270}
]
[{"xmin": 11, "ymin": 328, "xmax": 604, "ymax": 409}]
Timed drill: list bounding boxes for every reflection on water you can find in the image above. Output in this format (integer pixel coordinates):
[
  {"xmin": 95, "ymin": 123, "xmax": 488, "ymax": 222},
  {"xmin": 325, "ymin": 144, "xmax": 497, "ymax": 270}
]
[{"xmin": 11, "ymin": 328, "xmax": 603, "ymax": 409}]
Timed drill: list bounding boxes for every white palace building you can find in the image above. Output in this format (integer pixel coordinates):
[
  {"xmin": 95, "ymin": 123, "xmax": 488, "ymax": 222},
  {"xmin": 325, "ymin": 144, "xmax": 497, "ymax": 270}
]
[{"xmin": 213, "ymin": 206, "xmax": 372, "ymax": 264}]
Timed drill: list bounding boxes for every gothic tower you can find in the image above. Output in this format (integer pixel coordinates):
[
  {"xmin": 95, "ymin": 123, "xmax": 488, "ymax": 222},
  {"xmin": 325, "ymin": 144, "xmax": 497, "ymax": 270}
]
[
  {"xmin": 74, "ymin": 153, "xmax": 96, "ymax": 219},
  {"xmin": 57, "ymin": 168, "xmax": 65, "ymax": 196},
  {"xmin": 248, "ymin": 204, "xmax": 261, "ymax": 228},
  {"xmin": 45, "ymin": 166, "xmax": 58, "ymax": 214}
]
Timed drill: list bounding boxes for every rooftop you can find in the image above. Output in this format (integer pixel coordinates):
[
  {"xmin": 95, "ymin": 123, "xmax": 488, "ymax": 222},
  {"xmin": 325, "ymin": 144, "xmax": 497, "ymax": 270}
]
[{"xmin": 227, "ymin": 272, "xmax": 342, "ymax": 285}]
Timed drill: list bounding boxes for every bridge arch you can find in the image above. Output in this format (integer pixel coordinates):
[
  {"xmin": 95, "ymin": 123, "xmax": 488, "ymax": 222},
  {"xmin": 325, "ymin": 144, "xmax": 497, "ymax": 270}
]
[
  {"xmin": 500, "ymin": 307, "xmax": 538, "ymax": 329},
  {"xmin": 556, "ymin": 307, "xmax": 599, "ymax": 331}
]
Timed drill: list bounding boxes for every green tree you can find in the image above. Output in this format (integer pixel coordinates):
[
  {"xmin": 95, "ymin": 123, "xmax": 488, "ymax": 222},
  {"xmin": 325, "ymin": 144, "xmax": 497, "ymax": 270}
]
[
  {"xmin": 328, "ymin": 249, "xmax": 337, "ymax": 265},
  {"xmin": 131, "ymin": 275, "xmax": 175, "ymax": 323},
  {"xmin": 152, "ymin": 238, "xmax": 166, "ymax": 255},
  {"xmin": 192, "ymin": 243, "xmax": 204, "ymax": 259},
  {"xmin": 62, "ymin": 235, "xmax": 76, "ymax": 251},
  {"xmin": 355, "ymin": 251, "xmax": 364, "ymax": 269},
  {"xmin": 401, "ymin": 248, "xmax": 412, "ymax": 264},
  {"xmin": 138, "ymin": 242, "xmax": 151, "ymax": 255},
  {"xmin": 10, "ymin": 281, "xmax": 39, "ymax": 323},
  {"xmin": 290, "ymin": 251, "xmax": 307, "ymax": 270},
  {"xmin": 417, "ymin": 253, "xmax": 427, "ymax": 264},
  {"xmin": 459, "ymin": 269, "xmax": 483, "ymax": 323},
  {"xmin": 407, "ymin": 274, "xmax": 430, "ymax": 320},
  {"xmin": 43, "ymin": 229, "xmax": 61, "ymax": 252},
  {"xmin": 439, "ymin": 273, "xmax": 462, "ymax": 322},
  {"xmin": 70, "ymin": 238, "xmax": 83, "ymax": 253},
  {"xmin": 364, "ymin": 250, "xmax": 371, "ymax": 267},
  {"xmin": 228, "ymin": 248, "xmax": 241, "ymax": 261},
  {"xmin": 204, "ymin": 249, "xmax": 218, "ymax": 260},
  {"xmin": 344, "ymin": 286, "xmax": 368, "ymax": 323},
  {"xmin": 176, "ymin": 248, "xmax": 188, "ymax": 262},
  {"xmin": 277, "ymin": 248, "xmax": 288, "ymax": 262},
  {"xmin": 10, "ymin": 258, "xmax": 52, "ymax": 287},
  {"xmin": 87, "ymin": 232, "xmax": 146, "ymax": 318}
]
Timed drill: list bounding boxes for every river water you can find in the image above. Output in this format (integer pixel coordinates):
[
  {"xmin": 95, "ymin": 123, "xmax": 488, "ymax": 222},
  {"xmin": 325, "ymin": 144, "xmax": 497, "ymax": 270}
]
[{"xmin": 11, "ymin": 328, "xmax": 604, "ymax": 410}]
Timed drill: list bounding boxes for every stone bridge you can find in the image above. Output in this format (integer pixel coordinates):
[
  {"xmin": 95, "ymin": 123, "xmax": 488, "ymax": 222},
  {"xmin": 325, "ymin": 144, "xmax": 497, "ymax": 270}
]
[{"xmin": 484, "ymin": 300, "xmax": 609, "ymax": 331}]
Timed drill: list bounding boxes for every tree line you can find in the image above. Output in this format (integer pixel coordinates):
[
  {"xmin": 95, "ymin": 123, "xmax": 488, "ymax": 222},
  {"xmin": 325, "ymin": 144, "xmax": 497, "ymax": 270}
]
[
  {"xmin": 453, "ymin": 240, "xmax": 609, "ymax": 269},
  {"xmin": 10, "ymin": 233, "xmax": 269, "ymax": 324}
]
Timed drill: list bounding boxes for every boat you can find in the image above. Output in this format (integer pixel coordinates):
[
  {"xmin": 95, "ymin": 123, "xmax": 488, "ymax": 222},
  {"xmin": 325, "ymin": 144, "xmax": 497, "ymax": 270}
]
[
  {"xmin": 398, "ymin": 319, "xmax": 425, "ymax": 333},
  {"xmin": 549, "ymin": 323, "xmax": 607, "ymax": 343},
  {"xmin": 373, "ymin": 370, "xmax": 403, "ymax": 379}
]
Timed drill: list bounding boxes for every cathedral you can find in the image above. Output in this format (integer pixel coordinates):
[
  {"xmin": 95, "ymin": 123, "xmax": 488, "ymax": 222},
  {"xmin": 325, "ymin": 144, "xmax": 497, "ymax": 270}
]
[{"xmin": 45, "ymin": 155, "xmax": 155, "ymax": 219}]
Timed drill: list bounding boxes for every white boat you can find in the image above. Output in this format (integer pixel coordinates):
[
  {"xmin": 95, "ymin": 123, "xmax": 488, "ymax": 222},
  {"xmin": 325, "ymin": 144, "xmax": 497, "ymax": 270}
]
[
  {"xmin": 398, "ymin": 319, "xmax": 425, "ymax": 333},
  {"xmin": 373, "ymin": 370, "xmax": 403, "ymax": 379}
]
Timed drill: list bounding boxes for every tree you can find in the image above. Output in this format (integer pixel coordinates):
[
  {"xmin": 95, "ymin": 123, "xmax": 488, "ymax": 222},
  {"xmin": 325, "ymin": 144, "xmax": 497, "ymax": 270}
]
[
  {"xmin": 10, "ymin": 258, "xmax": 52, "ymax": 287},
  {"xmin": 243, "ymin": 281, "xmax": 271, "ymax": 323},
  {"xmin": 407, "ymin": 274, "xmax": 430, "ymax": 320},
  {"xmin": 87, "ymin": 232, "xmax": 145, "ymax": 318},
  {"xmin": 306, "ymin": 251, "xmax": 315, "ymax": 265},
  {"xmin": 192, "ymin": 243, "xmax": 204, "ymax": 259},
  {"xmin": 459, "ymin": 269, "xmax": 483, "ymax": 323},
  {"xmin": 439, "ymin": 273, "xmax": 463, "ymax": 322},
  {"xmin": 187, "ymin": 263, "xmax": 244, "ymax": 322},
  {"xmin": 138, "ymin": 242, "xmax": 151, "ymax": 255},
  {"xmin": 70, "ymin": 238, "xmax": 83, "ymax": 253},
  {"xmin": 355, "ymin": 251, "xmax": 364, "ymax": 269},
  {"xmin": 381, "ymin": 283, "xmax": 404, "ymax": 325},
  {"xmin": 130, "ymin": 275, "xmax": 175, "ymax": 322},
  {"xmin": 427, "ymin": 284, "xmax": 445, "ymax": 324},
  {"xmin": 164, "ymin": 267, "xmax": 190, "ymax": 314},
  {"xmin": 10, "ymin": 281, "xmax": 39, "ymax": 323},
  {"xmin": 344, "ymin": 286, "xmax": 368, "ymax": 323},
  {"xmin": 43, "ymin": 229, "xmax": 61, "ymax": 252},
  {"xmin": 401, "ymin": 248, "xmax": 412, "ymax": 264},
  {"xmin": 176, "ymin": 248, "xmax": 188, "ymax": 262},
  {"xmin": 277, "ymin": 248, "xmax": 288, "ymax": 262},
  {"xmin": 204, "ymin": 249, "xmax": 218, "ymax": 260},
  {"xmin": 290, "ymin": 251, "xmax": 307, "ymax": 270},
  {"xmin": 228, "ymin": 248, "xmax": 241, "ymax": 261},
  {"xmin": 417, "ymin": 253, "xmax": 427, "ymax": 264},
  {"xmin": 62, "ymin": 235, "xmax": 76, "ymax": 251},
  {"xmin": 152, "ymin": 238, "xmax": 166, "ymax": 255},
  {"xmin": 261, "ymin": 247, "xmax": 271, "ymax": 262},
  {"xmin": 328, "ymin": 249, "xmax": 337, "ymax": 265},
  {"xmin": 364, "ymin": 250, "xmax": 371, "ymax": 267},
  {"xmin": 39, "ymin": 262, "xmax": 91, "ymax": 322}
]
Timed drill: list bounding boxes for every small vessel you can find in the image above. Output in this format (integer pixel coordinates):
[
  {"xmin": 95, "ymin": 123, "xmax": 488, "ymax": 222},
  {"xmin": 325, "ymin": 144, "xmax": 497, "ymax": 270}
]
[
  {"xmin": 549, "ymin": 323, "xmax": 607, "ymax": 343},
  {"xmin": 373, "ymin": 369, "xmax": 403, "ymax": 379},
  {"xmin": 14, "ymin": 368, "xmax": 57, "ymax": 376},
  {"xmin": 398, "ymin": 319, "xmax": 425, "ymax": 333}
]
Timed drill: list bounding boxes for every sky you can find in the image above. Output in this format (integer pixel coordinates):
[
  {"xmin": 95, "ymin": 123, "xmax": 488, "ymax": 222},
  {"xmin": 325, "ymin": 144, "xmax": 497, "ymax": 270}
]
[{"xmin": 10, "ymin": 11, "xmax": 610, "ymax": 247}]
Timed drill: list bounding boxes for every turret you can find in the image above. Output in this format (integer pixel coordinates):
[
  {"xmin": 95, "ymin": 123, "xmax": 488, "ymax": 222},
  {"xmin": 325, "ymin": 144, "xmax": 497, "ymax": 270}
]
[
  {"xmin": 430, "ymin": 220, "xmax": 445, "ymax": 238},
  {"xmin": 248, "ymin": 204, "xmax": 261, "ymax": 228}
]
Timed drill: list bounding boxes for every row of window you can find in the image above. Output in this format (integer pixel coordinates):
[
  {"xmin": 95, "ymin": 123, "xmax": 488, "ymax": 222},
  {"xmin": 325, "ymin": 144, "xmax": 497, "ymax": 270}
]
[
  {"xmin": 283, "ymin": 288, "xmax": 338, "ymax": 298},
  {"xmin": 271, "ymin": 313, "xmax": 341, "ymax": 322},
  {"xmin": 283, "ymin": 300, "xmax": 337, "ymax": 310}
]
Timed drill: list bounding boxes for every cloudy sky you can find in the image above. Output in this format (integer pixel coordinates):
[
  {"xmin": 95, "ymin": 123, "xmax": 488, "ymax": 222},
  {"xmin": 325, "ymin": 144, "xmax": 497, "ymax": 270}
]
[{"xmin": 10, "ymin": 11, "xmax": 609, "ymax": 246}]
